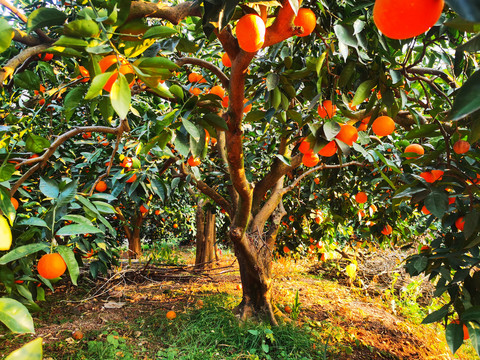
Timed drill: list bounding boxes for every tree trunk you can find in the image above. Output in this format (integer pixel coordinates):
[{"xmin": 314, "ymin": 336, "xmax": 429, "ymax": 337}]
[
  {"xmin": 127, "ymin": 213, "xmax": 144, "ymax": 259},
  {"xmin": 195, "ymin": 201, "xmax": 216, "ymax": 269}
]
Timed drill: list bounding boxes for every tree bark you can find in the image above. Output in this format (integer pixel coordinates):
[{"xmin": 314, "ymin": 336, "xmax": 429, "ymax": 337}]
[{"xmin": 195, "ymin": 201, "xmax": 216, "ymax": 269}]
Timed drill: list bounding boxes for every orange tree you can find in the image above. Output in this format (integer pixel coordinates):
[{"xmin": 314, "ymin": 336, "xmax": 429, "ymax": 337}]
[{"xmin": 1, "ymin": 0, "xmax": 480, "ymax": 356}]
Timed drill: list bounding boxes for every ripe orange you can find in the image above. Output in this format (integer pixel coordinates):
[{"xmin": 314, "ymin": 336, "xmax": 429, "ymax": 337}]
[
  {"xmin": 188, "ymin": 156, "xmax": 201, "ymax": 167},
  {"xmin": 11, "ymin": 197, "xmax": 19, "ymax": 210},
  {"xmin": 373, "ymin": 0, "xmax": 445, "ymax": 40},
  {"xmin": 283, "ymin": 246, "xmax": 290, "ymax": 253},
  {"xmin": 302, "ymin": 152, "xmax": 319, "ymax": 167},
  {"xmin": 166, "ymin": 310, "xmax": 176, "ymax": 320},
  {"xmin": 336, "ymin": 124, "xmax": 358, "ymax": 146},
  {"xmin": 404, "ymin": 144, "xmax": 424, "ymax": 159},
  {"xmin": 188, "ymin": 72, "xmax": 202, "ymax": 83},
  {"xmin": 318, "ymin": 141, "xmax": 337, "ymax": 157},
  {"xmin": 453, "ymin": 140, "xmax": 470, "ymax": 154},
  {"xmin": 236, "ymin": 14, "xmax": 266, "ymax": 52},
  {"xmin": 189, "ymin": 87, "xmax": 202, "ymax": 96},
  {"xmin": 299, "ymin": 139, "xmax": 313, "ymax": 154},
  {"xmin": 95, "ymin": 180, "xmax": 107, "ymax": 192},
  {"xmin": 173, "ymin": 223, "xmax": 178, "ymax": 229},
  {"xmin": 284, "ymin": 305, "xmax": 292, "ymax": 314},
  {"xmin": 420, "ymin": 171, "xmax": 435, "ymax": 183},
  {"xmin": 452, "ymin": 319, "xmax": 470, "ymax": 340},
  {"xmin": 221, "ymin": 53, "xmax": 231, "ymax": 67},
  {"xmin": 126, "ymin": 173, "xmax": 137, "ymax": 183},
  {"xmin": 37, "ymin": 253, "xmax": 67, "ymax": 279},
  {"xmin": 421, "ymin": 205, "xmax": 430, "ymax": 215},
  {"xmin": 294, "ymin": 8, "xmax": 317, "ymax": 37},
  {"xmin": 99, "ymin": 55, "xmax": 134, "ymax": 92},
  {"xmin": 355, "ymin": 192, "xmax": 368, "ymax": 204},
  {"xmin": 371, "ymin": 116, "xmax": 395, "ymax": 136},
  {"xmin": 140, "ymin": 204, "xmax": 148, "ymax": 214},
  {"xmin": 155, "ymin": 210, "xmax": 161, "ymax": 215},
  {"xmin": 204, "ymin": 129, "xmax": 210, "ymax": 144},
  {"xmin": 77, "ymin": 66, "xmax": 90, "ymax": 83},
  {"xmin": 72, "ymin": 330, "xmax": 84, "ymax": 340},
  {"xmin": 38, "ymin": 53, "xmax": 54, "ymax": 61},
  {"xmin": 317, "ymin": 100, "xmax": 336, "ymax": 119},
  {"xmin": 121, "ymin": 157, "xmax": 133, "ymax": 168},
  {"xmin": 222, "ymin": 96, "xmax": 229, "ymax": 108},
  {"xmin": 210, "ymin": 85, "xmax": 225, "ymax": 98},
  {"xmin": 381, "ymin": 224, "xmax": 392, "ymax": 235},
  {"xmin": 243, "ymin": 99, "xmax": 252, "ymax": 113},
  {"xmin": 455, "ymin": 216, "xmax": 465, "ymax": 231},
  {"xmin": 82, "ymin": 132, "xmax": 92, "ymax": 139},
  {"xmin": 420, "ymin": 245, "xmax": 431, "ymax": 252}
]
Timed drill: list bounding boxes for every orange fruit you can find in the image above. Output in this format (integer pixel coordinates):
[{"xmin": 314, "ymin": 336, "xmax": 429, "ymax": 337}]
[
  {"xmin": 82, "ymin": 132, "xmax": 92, "ymax": 139},
  {"xmin": 99, "ymin": 55, "xmax": 134, "ymax": 92},
  {"xmin": 318, "ymin": 141, "xmax": 337, "ymax": 157},
  {"xmin": 381, "ymin": 224, "xmax": 392, "ymax": 235},
  {"xmin": 166, "ymin": 310, "xmax": 176, "ymax": 320},
  {"xmin": 173, "ymin": 223, "xmax": 178, "ymax": 229},
  {"xmin": 355, "ymin": 192, "xmax": 368, "ymax": 204},
  {"xmin": 283, "ymin": 246, "xmax": 290, "ymax": 253},
  {"xmin": 221, "ymin": 53, "xmax": 231, "ymax": 67},
  {"xmin": 455, "ymin": 216, "xmax": 465, "ymax": 231},
  {"xmin": 72, "ymin": 330, "xmax": 84, "ymax": 340},
  {"xmin": 420, "ymin": 171, "xmax": 434, "ymax": 183},
  {"xmin": 404, "ymin": 144, "xmax": 424, "ymax": 159},
  {"xmin": 38, "ymin": 53, "xmax": 54, "ymax": 61},
  {"xmin": 421, "ymin": 205, "xmax": 430, "ymax": 215},
  {"xmin": 453, "ymin": 140, "xmax": 470, "ymax": 154},
  {"xmin": 371, "ymin": 116, "xmax": 395, "ymax": 136},
  {"xmin": 37, "ymin": 253, "xmax": 67, "ymax": 279},
  {"xmin": 302, "ymin": 152, "xmax": 319, "ymax": 167},
  {"xmin": 140, "ymin": 204, "xmax": 148, "ymax": 214},
  {"xmin": 243, "ymin": 99, "xmax": 252, "ymax": 113},
  {"xmin": 299, "ymin": 139, "xmax": 313, "ymax": 154},
  {"xmin": 373, "ymin": 0, "xmax": 445, "ymax": 40},
  {"xmin": 189, "ymin": 87, "xmax": 202, "ymax": 96},
  {"xmin": 11, "ymin": 197, "xmax": 19, "ymax": 210},
  {"xmin": 294, "ymin": 8, "xmax": 316, "ymax": 37},
  {"xmin": 222, "ymin": 96, "xmax": 229, "ymax": 108},
  {"xmin": 204, "ymin": 129, "xmax": 210, "ymax": 144},
  {"xmin": 335, "ymin": 124, "xmax": 358, "ymax": 146},
  {"xmin": 188, "ymin": 72, "xmax": 202, "ymax": 83},
  {"xmin": 289, "ymin": 215, "xmax": 295, "ymax": 222},
  {"xmin": 210, "ymin": 85, "xmax": 225, "ymax": 98},
  {"xmin": 126, "ymin": 173, "xmax": 137, "ymax": 183},
  {"xmin": 317, "ymin": 100, "xmax": 336, "ymax": 119},
  {"xmin": 420, "ymin": 245, "xmax": 431, "ymax": 252},
  {"xmin": 188, "ymin": 156, "xmax": 201, "ymax": 167},
  {"xmin": 155, "ymin": 210, "xmax": 161, "ymax": 215},
  {"xmin": 196, "ymin": 299, "xmax": 204, "ymax": 308},
  {"xmin": 121, "ymin": 157, "xmax": 133, "ymax": 168},
  {"xmin": 236, "ymin": 14, "xmax": 266, "ymax": 52},
  {"xmin": 77, "ymin": 66, "xmax": 90, "ymax": 83},
  {"xmin": 95, "ymin": 180, "xmax": 107, "ymax": 192},
  {"xmin": 284, "ymin": 305, "xmax": 293, "ymax": 314}
]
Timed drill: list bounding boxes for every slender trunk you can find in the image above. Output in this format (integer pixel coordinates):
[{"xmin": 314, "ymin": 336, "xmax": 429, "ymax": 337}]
[
  {"xmin": 195, "ymin": 201, "xmax": 216, "ymax": 269},
  {"xmin": 128, "ymin": 213, "xmax": 143, "ymax": 259}
]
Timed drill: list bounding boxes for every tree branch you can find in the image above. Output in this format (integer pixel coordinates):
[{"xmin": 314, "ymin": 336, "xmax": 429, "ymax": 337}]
[
  {"xmin": 128, "ymin": 0, "xmax": 201, "ymax": 24},
  {"xmin": 0, "ymin": 44, "xmax": 51, "ymax": 85},
  {"xmin": 176, "ymin": 57, "xmax": 229, "ymax": 89},
  {"xmin": 407, "ymin": 67, "xmax": 457, "ymax": 88}
]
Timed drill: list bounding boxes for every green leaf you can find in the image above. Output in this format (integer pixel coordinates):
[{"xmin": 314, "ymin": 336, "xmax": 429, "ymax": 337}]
[
  {"xmin": 323, "ymin": 121, "xmax": 341, "ymax": 140},
  {"xmin": 0, "ymin": 187, "xmax": 16, "ymax": 225},
  {"xmin": 334, "ymin": 24, "xmax": 358, "ymax": 48},
  {"xmin": 63, "ymin": 19, "xmax": 100, "ymax": 38},
  {"xmin": 76, "ymin": 195, "xmax": 100, "ymax": 216},
  {"xmin": 135, "ymin": 56, "xmax": 179, "ymax": 71},
  {"xmin": 26, "ymin": 134, "xmax": 50, "ymax": 154},
  {"xmin": 143, "ymin": 25, "xmax": 177, "ymax": 39},
  {"xmin": 244, "ymin": 110, "xmax": 266, "ymax": 123},
  {"xmin": 56, "ymin": 246, "xmax": 79, "ymax": 286},
  {"xmin": 266, "ymin": 73, "xmax": 280, "ymax": 91},
  {"xmin": 0, "ymin": 164, "xmax": 16, "ymax": 182},
  {"xmin": 26, "ymin": 8, "xmax": 67, "ymax": 33},
  {"xmin": 5, "ymin": 337, "xmax": 43, "ymax": 360},
  {"xmin": 464, "ymin": 211, "xmax": 479, "ymax": 239},
  {"xmin": 60, "ymin": 214, "xmax": 93, "ymax": 226},
  {"xmin": 17, "ymin": 217, "xmax": 49, "ymax": 227},
  {"xmin": 14, "ymin": 70, "xmax": 40, "ymax": 91},
  {"xmin": 449, "ymin": 69, "xmax": 480, "ymax": 121},
  {"xmin": 446, "ymin": 323, "xmax": 464, "ymax": 355},
  {"xmin": 0, "ymin": 243, "xmax": 49, "ymax": 265},
  {"xmin": 53, "ymin": 36, "xmax": 89, "ymax": 49},
  {"xmin": 0, "ymin": 18, "xmax": 14, "ymax": 53},
  {"xmin": 445, "ymin": 0, "xmax": 480, "ymax": 23},
  {"xmin": 405, "ymin": 124, "xmax": 440, "ymax": 139},
  {"xmin": 39, "ymin": 177, "xmax": 59, "ymax": 199},
  {"xmin": 422, "ymin": 304, "xmax": 449, "ymax": 324},
  {"xmin": 57, "ymin": 180, "xmax": 77, "ymax": 208},
  {"xmin": 275, "ymin": 155, "xmax": 291, "ymax": 166},
  {"xmin": 64, "ymin": 87, "xmax": 87, "ymax": 121},
  {"xmin": 110, "ymin": 73, "xmax": 131, "ymax": 119},
  {"xmin": 461, "ymin": 306, "xmax": 480, "ymax": 322},
  {"xmin": 85, "ymin": 72, "xmax": 114, "ymax": 100},
  {"xmin": 150, "ymin": 179, "xmax": 166, "ymax": 202},
  {"xmin": 0, "ymin": 298, "xmax": 34, "ymax": 333},
  {"xmin": 466, "ymin": 321, "xmax": 480, "ymax": 355},
  {"xmin": 92, "ymin": 201, "xmax": 116, "ymax": 214},
  {"xmin": 204, "ymin": 113, "xmax": 228, "ymax": 130},
  {"xmin": 424, "ymin": 191, "xmax": 448, "ymax": 218},
  {"xmin": 352, "ymin": 80, "xmax": 376, "ymax": 106},
  {"xmin": 182, "ymin": 118, "xmax": 200, "ymax": 141},
  {"xmin": 457, "ymin": 33, "xmax": 480, "ymax": 54},
  {"xmin": 445, "ymin": 17, "xmax": 480, "ymax": 33},
  {"xmin": 56, "ymin": 224, "xmax": 103, "ymax": 236}
]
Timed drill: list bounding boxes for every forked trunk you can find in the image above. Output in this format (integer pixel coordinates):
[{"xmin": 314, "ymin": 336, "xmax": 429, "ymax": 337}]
[{"xmin": 128, "ymin": 232, "xmax": 142, "ymax": 259}]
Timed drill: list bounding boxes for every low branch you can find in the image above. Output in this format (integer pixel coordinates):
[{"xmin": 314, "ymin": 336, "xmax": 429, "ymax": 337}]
[
  {"xmin": 263, "ymin": 0, "xmax": 303, "ymax": 48},
  {"xmin": 0, "ymin": 44, "xmax": 51, "ymax": 85},
  {"xmin": 11, "ymin": 123, "xmax": 129, "ymax": 196},
  {"xmin": 128, "ymin": 0, "xmax": 201, "ymax": 24},
  {"xmin": 176, "ymin": 57, "xmax": 229, "ymax": 89},
  {"xmin": 406, "ymin": 67, "xmax": 457, "ymax": 89},
  {"xmin": 284, "ymin": 161, "xmax": 365, "ymax": 193},
  {"xmin": 13, "ymin": 29, "xmax": 43, "ymax": 46}
]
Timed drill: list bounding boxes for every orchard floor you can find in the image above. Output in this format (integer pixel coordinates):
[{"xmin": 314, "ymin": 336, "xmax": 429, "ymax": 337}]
[{"xmin": 1, "ymin": 248, "xmax": 476, "ymax": 360}]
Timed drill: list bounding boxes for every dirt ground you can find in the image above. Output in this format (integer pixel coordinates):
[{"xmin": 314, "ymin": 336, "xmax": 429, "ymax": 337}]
[{"xmin": 0, "ymin": 249, "xmax": 473, "ymax": 360}]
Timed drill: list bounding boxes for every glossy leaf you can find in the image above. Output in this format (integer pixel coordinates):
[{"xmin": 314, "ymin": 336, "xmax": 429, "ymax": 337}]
[
  {"xmin": 56, "ymin": 224, "xmax": 103, "ymax": 236},
  {"xmin": 39, "ymin": 177, "xmax": 59, "ymax": 199},
  {"xmin": 0, "ymin": 243, "xmax": 49, "ymax": 265},
  {"xmin": 449, "ymin": 69, "xmax": 480, "ymax": 121},
  {"xmin": 0, "ymin": 298, "xmax": 34, "ymax": 333},
  {"xmin": 143, "ymin": 25, "xmax": 177, "ymax": 39},
  {"xmin": 446, "ymin": 323, "xmax": 464, "ymax": 355},
  {"xmin": 351, "ymin": 80, "xmax": 376, "ymax": 106},
  {"xmin": 26, "ymin": 134, "xmax": 50, "ymax": 154},
  {"xmin": 5, "ymin": 338, "xmax": 42, "ymax": 360},
  {"xmin": 26, "ymin": 8, "xmax": 67, "ymax": 33},
  {"xmin": 110, "ymin": 73, "xmax": 131, "ymax": 119},
  {"xmin": 57, "ymin": 246, "xmax": 79, "ymax": 286},
  {"xmin": 0, "ymin": 18, "xmax": 14, "ymax": 53},
  {"xmin": 445, "ymin": 0, "xmax": 480, "ymax": 22}
]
